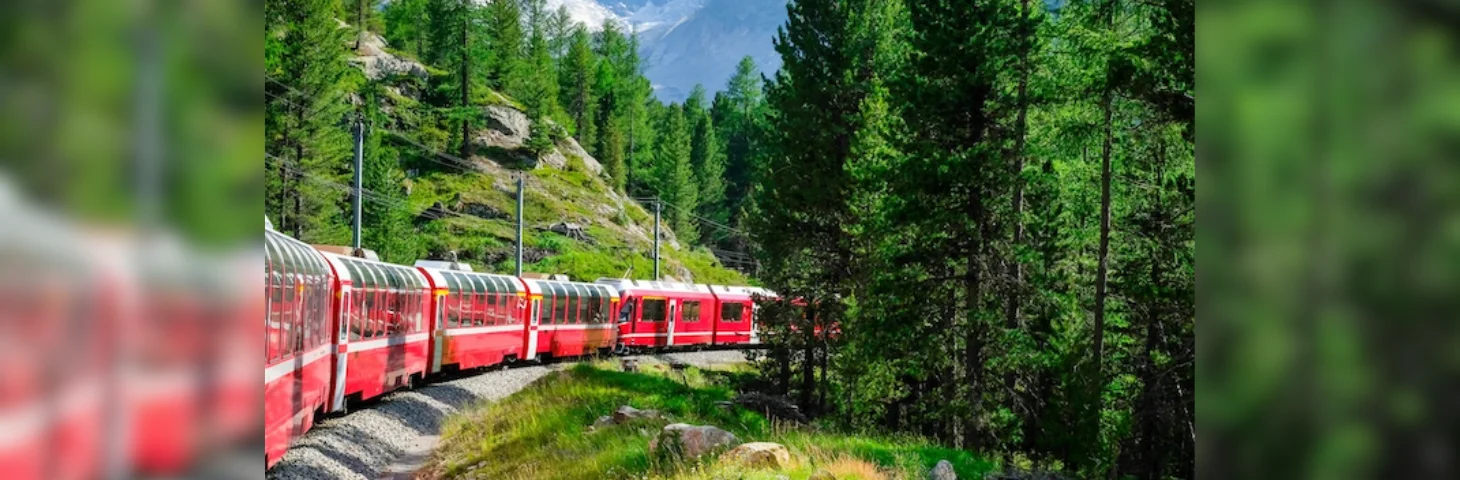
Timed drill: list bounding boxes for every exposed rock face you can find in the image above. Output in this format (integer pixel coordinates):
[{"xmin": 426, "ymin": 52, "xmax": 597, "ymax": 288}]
[
  {"xmin": 720, "ymin": 442, "xmax": 792, "ymax": 470},
  {"xmin": 478, "ymin": 105, "xmax": 532, "ymax": 151},
  {"xmin": 808, "ymin": 470, "xmax": 835, "ymax": 480},
  {"xmin": 650, "ymin": 423, "xmax": 740, "ymax": 460},
  {"xmin": 929, "ymin": 460, "xmax": 957, "ymax": 480},
  {"xmin": 612, "ymin": 405, "xmax": 664, "ymax": 423},
  {"xmin": 555, "ymin": 135, "xmax": 603, "ymax": 174},
  {"xmin": 347, "ymin": 28, "xmax": 429, "ymax": 81}
]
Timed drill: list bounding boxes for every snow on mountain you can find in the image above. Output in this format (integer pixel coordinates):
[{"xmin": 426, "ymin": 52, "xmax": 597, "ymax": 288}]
[
  {"xmin": 545, "ymin": 0, "xmax": 785, "ymax": 102},
  {"xmin": 544, "ymin": 0, "xmax": 620, "ymax": 31}
]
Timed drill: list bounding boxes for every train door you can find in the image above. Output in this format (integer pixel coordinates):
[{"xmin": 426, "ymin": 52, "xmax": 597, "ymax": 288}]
[
  {"xmin": 330, "ymin": 282, "xmax": 352, "ymax": 412},
  {"xmin": 666, "ymin": 299, "xmax": 677, "ymax": 347},
  {"xmin": 429, "ymin": 286, "xmax": 446, "ymax": 374},
  {"xmin": 524, "ymin": 295, "xmax": 542, "ymax": 360}
]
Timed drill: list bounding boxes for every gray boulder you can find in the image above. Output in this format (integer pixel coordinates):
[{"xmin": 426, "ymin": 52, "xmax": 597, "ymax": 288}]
[
  {"xmin": 930, "ymin": 459, "xmax": 957, "ymax": 480},
  {"xmin": 612, "ymin": 405, "xmax": 663, "ymax": 424},
  {"xmin": 650, "ymin": 423, "xmax": 741, "ymax": 460}
]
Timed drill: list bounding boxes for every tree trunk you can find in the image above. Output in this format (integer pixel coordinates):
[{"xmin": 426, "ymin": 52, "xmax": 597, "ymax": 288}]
[
  {"xmin": 458, "ymin": 0, "xmax": 470, "ymax": 160},
  {"xmin": 801, "ymin": 303, "xmax": 817, "ymax": 409},
  {"xmin": 964, "ymin": 191, "xmax": 986, "ymax": 450},
  {"xmin": 1092, "ymin": 63, "xmax": 1114, "ymax": 442},
  {"xmin": 1006, "ymin": 0, "xmax": 1031, "ymax": 332},
  {"xmin": 355, "ymin": 0, "xmax": 364, "ymax": 51},
  {"xmin": 292, "ymin": 106, "xmax": 305, "ymax": 239}
]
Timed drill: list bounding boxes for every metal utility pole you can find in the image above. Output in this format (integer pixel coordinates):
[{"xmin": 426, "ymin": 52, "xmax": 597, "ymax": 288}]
[
  {"xmin": 653, "ymin": 197, "xmax": 661, "ymax": 280},
  {"xmin": 352, "ymin": 120, "xmax": 364, "ymax": 255},
  {"xmin": 516, "ymin": 175, "xmax": 525, "ymax": 276}
]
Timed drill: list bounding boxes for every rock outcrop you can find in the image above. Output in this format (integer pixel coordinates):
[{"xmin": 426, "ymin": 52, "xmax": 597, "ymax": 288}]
[
  {"xmin": 345, "ymin": 26, "xmax": 429, "ymax": 81},
  {"xmin": 929, "ymin": 460, "xmax": 957, "ymax": 480},
  {"xmin": 612, "ymin": 405, "xmax": 664, "ymax": 424},
  {"xmin": 650, "ymin": 423, "xmax": 740, "ymax": 460},
  {"xmin": 720, "ymin": 442, "xmax": 793, "ymax": 470}
]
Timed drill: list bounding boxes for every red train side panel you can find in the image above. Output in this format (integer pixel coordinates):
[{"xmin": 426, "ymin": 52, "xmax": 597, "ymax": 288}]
[
  {"xmin": 263, "ymin": 229, "xmax": 336, "ymax": 469},
  {"xmin": 319, "ymin": 253, "xmax": 431, "ymax": 411}
]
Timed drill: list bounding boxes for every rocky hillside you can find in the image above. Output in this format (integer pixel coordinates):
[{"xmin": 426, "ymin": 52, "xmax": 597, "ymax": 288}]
[{"xmin": 349, "ymin": 30, "xmax": 745, "ymax": 284}]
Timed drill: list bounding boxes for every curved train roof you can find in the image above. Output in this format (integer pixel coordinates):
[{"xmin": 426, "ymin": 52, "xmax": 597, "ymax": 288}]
[
  {"xmin": 593, "ymin": 278, "xmax": 712, "ymax": 294},
  {"xmin": 265, "ymin": 228, "xmax": 333, "ymax": 278}
]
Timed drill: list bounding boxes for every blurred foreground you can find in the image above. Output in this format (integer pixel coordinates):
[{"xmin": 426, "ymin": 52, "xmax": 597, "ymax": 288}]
[
  {"xmin": 0, "ymin": 0, "xmax": 260, "ymax": 478},
  {"xmin": 1201, "ymin": 0, "xmax": 1460, "ymax": 478}
]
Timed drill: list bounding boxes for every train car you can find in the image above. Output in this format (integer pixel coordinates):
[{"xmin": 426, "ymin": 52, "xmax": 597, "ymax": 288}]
[
  {"xmin": 706, "ymin": 285, "xmax": 774, "ymax": 346},
  {"xmin": 263, "ymin": 229, "xmax": 336, "ymax": 468},
  {"xmin": 596, "ymin": 279, "xmax": 717, "ymax": 348},
  {"xmin": 523, "ymin": 279, "xmax": 618, "ymax": 358},
  {"xmin": 318, "ymin": 253, "xmax": 432, "ymax": 412},
  {"xmin": 416, "ymin": 268, "xmax": 529, "ymax": 372}
]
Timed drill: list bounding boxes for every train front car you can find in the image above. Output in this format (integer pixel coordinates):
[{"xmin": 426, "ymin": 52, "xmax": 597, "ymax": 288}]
[
  {"xmin": 263, "ymin": 229, "xmax": 336, "ymax": 469},
  {"xmin": 317, "ymin": 254, "xmax": 431, "ymax": 413},
  {"xmin": 521, "ymin": 279, "xmax": 617, "ymax": 359},
  {"xmin": 595, "ymin": 279, "xmax": 717, "ymax": 349},
  {"xmin": 416, "ymin": 268, "xmax": 529, "ymax": 373},
  {"xmin": 706, "ymin": 285, "xmax": 775, "ymax": 346}
]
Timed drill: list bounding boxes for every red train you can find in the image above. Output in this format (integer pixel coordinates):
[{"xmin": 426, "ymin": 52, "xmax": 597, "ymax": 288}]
[{"xmin": 263, "ymin": 227, "xmax": 775, "ymax": 469}]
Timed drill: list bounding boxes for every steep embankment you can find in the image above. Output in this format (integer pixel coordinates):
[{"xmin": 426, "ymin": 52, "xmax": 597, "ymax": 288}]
[{"xmin": 350, "ymin": 29, "xmax": 745, "ymax": 284}]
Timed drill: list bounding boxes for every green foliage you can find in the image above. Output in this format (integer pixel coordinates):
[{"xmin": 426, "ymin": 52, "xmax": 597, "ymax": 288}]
[
  {"xmin": 652, "ymin": 105, "xmax": 699, "ymax": 245},
  {"xmin": 266, "ymin": 0, "xmax": 355, "ymax": 245},
  {"xmin": 382, "ymin": 0, "xmax": 430, "ymax": 58},
  {"xmin": 745, "ymin": 0, "xmax": 1195, "ymax": 478},
  {"xmin": 686, "ymin": 86, "xmax": 730, "ymax": 245},
  {"xmin": 560, "ymin": 26, "xmax": 598, "ymax": 152}
]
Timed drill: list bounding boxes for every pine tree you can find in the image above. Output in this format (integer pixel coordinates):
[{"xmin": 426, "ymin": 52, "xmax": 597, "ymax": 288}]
[
  {"xmin": 484, "ymin": 0, "xmax": 525, "ymax": 95},
  {"xmin": 654, "ymin": 105, "xmax": 698, "ymax": 244},
  {"xmin": 716, "ymin": 56, "xmax": 765, "ymax": 228},
  {"xmin": 361, "ymin": 84, "xmax": 421, "ymax": 263},
  {"xmin": 383, "ymin": 0, "xmax": 430, "ymax": 58},
  {"xmin": 753, "ymin": 0, "xmax": 908, "ymax": 411},
  {"xmin": 685, "ymin": 85, "xmax": 728, "ymax": 243},
  {"xmin": 520, "ymin": 0, "xmax": 561, "ymax": 120},
  {"xmin": 266, "ymin": 0, "xmax": 355, "ymax": 244},
  {"xmin": 425, "ymin": 0, "xmax": 478, "ymax": 159},
  {"xmin": 593, "ymin": 21, "xmax": 628, "ymax": 191},
  {"xmin": 560, "ymin": 26, "xmax": 597, "ymax": 148}
]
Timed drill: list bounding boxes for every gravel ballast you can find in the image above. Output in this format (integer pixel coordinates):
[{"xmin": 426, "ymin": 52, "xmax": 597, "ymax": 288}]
[{"xmin": 266, "ymin": 350, "xmax": 748, "ymax": 480}]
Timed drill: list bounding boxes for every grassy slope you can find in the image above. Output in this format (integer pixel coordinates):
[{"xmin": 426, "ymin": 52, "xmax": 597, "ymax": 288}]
[
  {"xmin": 404, "ymin": 151, "xmax": 747, "ymax": 285},
  {"xmin": 422, "ymin": 362, "xmax": 992, "ymax": 480}
]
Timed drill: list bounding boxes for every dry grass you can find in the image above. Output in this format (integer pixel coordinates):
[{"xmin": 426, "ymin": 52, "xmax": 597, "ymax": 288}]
[{"xmin": 821, "ymin": 454, "xmax": 890, "ymax": 480}]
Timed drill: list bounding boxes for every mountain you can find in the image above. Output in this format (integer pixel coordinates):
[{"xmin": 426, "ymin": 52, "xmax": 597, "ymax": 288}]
[{"xmin": 545, "ymin": 0, "xmax": 787, "ymax": 102}]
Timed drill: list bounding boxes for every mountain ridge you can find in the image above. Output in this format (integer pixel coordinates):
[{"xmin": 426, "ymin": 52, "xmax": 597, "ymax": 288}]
[{"xmin": 546, "ymin": 0, "xmax": 786, "ymax": 101}]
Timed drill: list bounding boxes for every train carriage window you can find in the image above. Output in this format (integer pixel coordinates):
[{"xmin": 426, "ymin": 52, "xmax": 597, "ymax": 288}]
[
  {"xmin": 683, "ymin": 301, "xmax": 701, "ymax": 323},
  {"xmin": 567, "ymin": 286, "xmax": 578, "ymax": 325},
  {"xmin": 721, "ymin": 302, "xmax": 744, "ymax": 322},
  {"xmin": 551, "ymin": 286, "xmax": 567, "ymax": 325},
  {"xmin": 445, "ymin": 273, "xmax": 463, "ymax": 328},
  {"xmin": 493, "ymin": 278, "xmax": 509, "ymax": 325},
  {"xmin": 472, "ymin": 276, "xmax": 490, "ymax": 327},
  {"xmin": 596, "ymin": 293, "xmax": 610, "ymax": 324},
  {"xmin": 370, "ymin": 266, "xmax": 387, "ymax": 338},
  {"xmin": 587, "ymin": 289, "xmax": 602, "ymax": 324},
  {"xmin": 577, "ymin": 286, "xmax": 590, "ymax": 324},
  {"xmin": 559, "ymin": 285, "xmax": 573, "ymax": 325},
  {"xmin": 642, "ymin": 298, "xmax": 667, "ymax": 322},
  {"xmin": 481, "ymin": 277, "xmax": 496, "ymax": 327}
]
